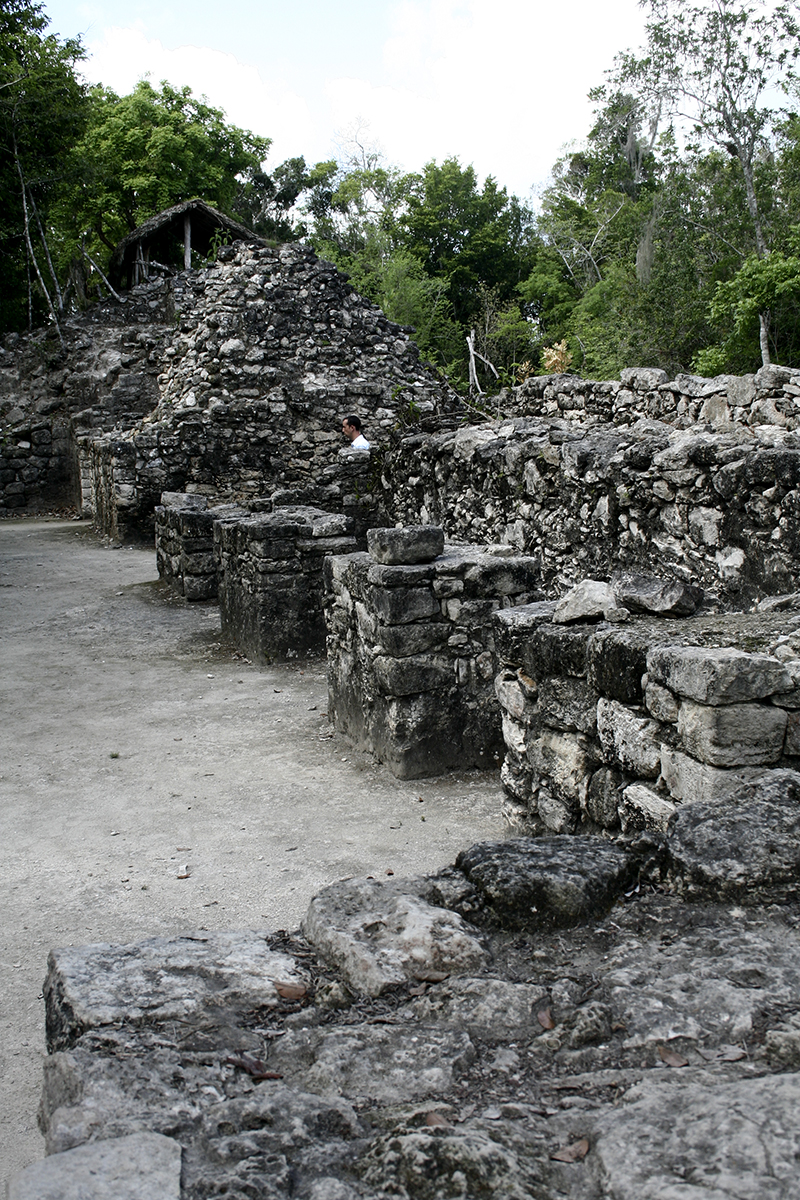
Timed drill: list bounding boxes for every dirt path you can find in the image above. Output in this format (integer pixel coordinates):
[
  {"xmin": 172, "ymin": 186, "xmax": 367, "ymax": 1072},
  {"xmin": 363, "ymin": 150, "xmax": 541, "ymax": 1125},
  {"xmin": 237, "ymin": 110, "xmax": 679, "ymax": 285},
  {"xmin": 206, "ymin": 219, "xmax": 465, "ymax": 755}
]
[{"xmin": 0, "ymin": 518, "xmax": 504, "ymax": 1186}]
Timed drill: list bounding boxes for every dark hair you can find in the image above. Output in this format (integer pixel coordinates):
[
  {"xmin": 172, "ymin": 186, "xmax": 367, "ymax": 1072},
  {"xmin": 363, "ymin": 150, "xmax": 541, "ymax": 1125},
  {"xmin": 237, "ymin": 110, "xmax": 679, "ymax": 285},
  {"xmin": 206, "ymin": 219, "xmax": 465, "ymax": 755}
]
[{"xmin": 345, "ymin": 414, "xmax": 362, "ymax": 431}]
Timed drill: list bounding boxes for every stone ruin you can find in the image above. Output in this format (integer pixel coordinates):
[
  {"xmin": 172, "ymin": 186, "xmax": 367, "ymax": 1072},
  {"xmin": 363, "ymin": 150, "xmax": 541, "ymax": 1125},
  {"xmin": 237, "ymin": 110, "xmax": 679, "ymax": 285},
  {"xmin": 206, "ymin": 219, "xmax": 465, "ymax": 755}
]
[{"xmin": 7, "ymin": 236, "xmax": 800, "ymax": 1197}]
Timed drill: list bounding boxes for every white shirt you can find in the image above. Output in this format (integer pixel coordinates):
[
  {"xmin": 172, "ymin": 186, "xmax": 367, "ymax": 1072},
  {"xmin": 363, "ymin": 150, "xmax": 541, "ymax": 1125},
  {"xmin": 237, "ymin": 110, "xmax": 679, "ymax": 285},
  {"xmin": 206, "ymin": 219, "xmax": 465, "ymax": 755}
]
[{"xmin": 350, "ymin": 434, "xmax": 370, "ymax": 449}]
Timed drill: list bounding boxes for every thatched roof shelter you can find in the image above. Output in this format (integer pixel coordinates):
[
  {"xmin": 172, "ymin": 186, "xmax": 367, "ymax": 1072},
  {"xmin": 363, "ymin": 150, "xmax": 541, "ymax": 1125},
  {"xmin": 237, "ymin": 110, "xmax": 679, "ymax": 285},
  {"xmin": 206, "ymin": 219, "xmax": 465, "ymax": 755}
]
[{"xmin": 109, "ymin": 199, "xmax": 265, "ymax": 288}]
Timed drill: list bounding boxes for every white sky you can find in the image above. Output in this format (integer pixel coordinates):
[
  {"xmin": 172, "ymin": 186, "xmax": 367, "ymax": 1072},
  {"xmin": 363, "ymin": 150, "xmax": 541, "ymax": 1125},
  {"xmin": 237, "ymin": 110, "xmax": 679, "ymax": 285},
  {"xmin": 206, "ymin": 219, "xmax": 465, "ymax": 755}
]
[{"xmin": 43, "ymin": 0, "xmax": 648, "ymax": 201}]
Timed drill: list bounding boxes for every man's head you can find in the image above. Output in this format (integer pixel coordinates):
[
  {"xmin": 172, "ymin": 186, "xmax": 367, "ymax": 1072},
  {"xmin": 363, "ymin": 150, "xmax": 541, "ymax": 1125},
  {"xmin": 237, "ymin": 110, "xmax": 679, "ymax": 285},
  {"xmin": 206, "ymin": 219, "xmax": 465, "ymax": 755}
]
[{"xmin": 342, "ymin": 415, "xmax": 362, "ymax": 442}]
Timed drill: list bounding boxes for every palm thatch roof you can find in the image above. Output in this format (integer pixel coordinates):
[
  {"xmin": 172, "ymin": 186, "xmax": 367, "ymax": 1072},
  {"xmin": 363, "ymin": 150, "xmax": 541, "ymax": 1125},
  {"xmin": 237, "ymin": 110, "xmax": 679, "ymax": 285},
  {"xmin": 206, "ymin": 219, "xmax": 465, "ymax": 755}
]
[{"xmin": 109, "ymin": 199, "xmax": 265, "ymax": 287}]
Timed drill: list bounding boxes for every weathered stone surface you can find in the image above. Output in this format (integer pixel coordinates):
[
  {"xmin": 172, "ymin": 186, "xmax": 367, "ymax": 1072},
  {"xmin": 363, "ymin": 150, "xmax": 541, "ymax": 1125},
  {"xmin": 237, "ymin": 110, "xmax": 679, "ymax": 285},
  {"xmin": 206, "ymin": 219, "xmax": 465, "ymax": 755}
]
[
  {"xmin": 644, "ymin": 680, "xmax": 679, "ymax": 723},
  {"xmin": 367, "ymin": 525, "xmax": 444, "ymax": 565},
  {"xmin": 593, "ymin": 1073, "xmax": 800, "ymax": 1200},
  {"xmin": 44, "ymin": 931, "xmax": 308, "ymax": 1051},
  {"xmin": 611, "ymin": 569, "xmax": 703, "ymax": 615},
  {"xmin": 8, "ymin": 1133, "xmax": 181, "ymax": 1200},
  {"xmin": 454, "ymin": 836, "xmax": 640, "ymax": 927},
  {"xmin": 597, "ymin": 698, "xmax": 663, "ymax": 778},
  {"xmin": 302, "ymin": 877, "xmax": 487, "ymax": 996},
  {"xmin": 619, "ymin": 783, "xmax": 676, "ymax": 833},
  {"xmin": 586, "ymin": 766, "xmax": 623, "ymax": 827},
  {"xmin": 269, "ymin": 1023, "xmax": 475, "ymax": 1102},
  {"xmin": 410, "ymin": 976, "xmax": 545, "ymax": 1041},
  {"xmin": 373, "ymin": 653, "xmax": 452, "ymax": 696},
  {"xmin": 677, "ymin": 698, "xmax": 787, "ymax": 766},
  {"xmin": 360, "ymin": 1127, "xmax": 537, "ymax": 1200},
  {"xmin": 667, "ymin": 769, "xmax": 800, "ymax": 900},
  {"xmin": 536, "ymin": 675, "xmax": 598, "ymax": 734},
  {"xmin": 371, "ymin": 585, "xmax": 441, "ymax": 625},
  {"xmin": 553, "ymin": 580, "xmax": 629, "ymax": 625},
  {"xmin": 648, "ymin": 645, "xmax": 793, "ymax": 705},
  {"xmin": 659, "ymin": 744, "xmax": 772, "ymax": 803},
  {"xmin": 527, "ymin": 728, "xmax": 600, "ymax": 823}
]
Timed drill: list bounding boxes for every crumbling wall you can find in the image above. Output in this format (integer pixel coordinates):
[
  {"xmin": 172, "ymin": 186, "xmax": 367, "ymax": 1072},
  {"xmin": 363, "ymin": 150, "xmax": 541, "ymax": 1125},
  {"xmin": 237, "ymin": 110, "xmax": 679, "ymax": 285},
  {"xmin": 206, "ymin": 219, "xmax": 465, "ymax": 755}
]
[
  {"xmin": 325, "ymin": 526, "xmax": 542, "ymax": 777},
  {"xmin": 381, "ymin": 414, "xmax": 800, "ymax": 607},
  {"xmin": 493, "ymin": 588, "xmax": 800, "ymax": 834},
  {"xmin": 505, "ymin": 363, "xmax": 800, "ymax": 428},
  {"xmin": 0, "ymin": 280, "xmax": 171, "ymax": 516},
  {"xmin": 87, "ymin": 243, "xmax": 456, "ymax": 540}
]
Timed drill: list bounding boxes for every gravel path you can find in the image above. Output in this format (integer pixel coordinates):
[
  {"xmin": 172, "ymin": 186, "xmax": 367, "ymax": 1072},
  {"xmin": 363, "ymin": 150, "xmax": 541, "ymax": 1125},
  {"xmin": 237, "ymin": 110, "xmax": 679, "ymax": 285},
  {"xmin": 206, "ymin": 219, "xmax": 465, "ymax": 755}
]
[{"xmin": 0, "ymin": 518, "xmax": 504, "ymax": 1186}]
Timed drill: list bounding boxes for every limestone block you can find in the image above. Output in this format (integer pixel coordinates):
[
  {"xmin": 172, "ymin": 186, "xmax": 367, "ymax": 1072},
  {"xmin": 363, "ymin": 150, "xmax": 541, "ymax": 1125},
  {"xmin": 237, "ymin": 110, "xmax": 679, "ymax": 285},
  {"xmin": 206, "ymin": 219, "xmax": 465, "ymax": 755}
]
[
  {"xmin": 496, "ymin": 673, "xmax": 531, "ymax": 723},
  {"xmin": 182, "ymin": 574, "xmax": 216, "ymax": 601},
  {"xmin": 786, "ymin": 711, "xmax": 800, "ymax": 756},
  {"xmin": 527, "ymin": 728, "xmax": 598, "ymax": 807},
  {"xmin": 621, "ymin": 366, "xmax": 669, "ymax": 389},
  {"xmin": 410, "ymin": 976, "xmax": 546, "ymax": 1041},
  {"xmin": 160, "ymin": 491, "xmax": 207, "ymax": 509},
  {"xmin": 597, "ymin": 698, "xmax": 663, "ymax": 778},
  {"xmin": 619, "ymin": 783, "xmax": 676, "ymax": 833},
  {"xmin": 302, "ymin": 877, "xmax": 487, "ymax": 997},
  {"xmin": 44, "ymin": 932, "xmax": 309, "ymax": 1051},
  {"xmin": 536, "ymin": 675, "xmax": 598, "ymax": 734},
  {"xmin": 647, "ymin": 644, "xmax": 793, "ymax": 705},
  {"xmin": 587, "ymin": 625, "xmax": 652, "ymax": 706},
  {"xmin": 688, "ymin": 505, "xmax": 723, "ymax": 547},
  {"xmin": 373, "ymin": 654, "xmax": 452, "ymax": 696},
  {"xmin": 659, "ymin": 745, "xmax": 774, "ymax": 803},
  {"xmin": 537, "ymin": 788, "xmax": 578, "ymax": 833},
  {"xmin": 610, "ymin": 569, "xmax": 703, "ymax": 616},
  {"xmin": 270, "ymin": 1023, "xmax": 475, "ymax": 1104},
  {"xmin": 677, "ymin": 698, "xmax": 787, "ymax": 766},
  {"xmin": 8, "ymin": 1133, "xmax": 181, "ymax": 1200},
  {"xmin": 371, "ymin": 586, "xmax": 440, "ymax": 625},
  {"xmin": 501, "ymin": 713, "xmax": 527, "ymax": 757},
  {"xmin": 367, "ymin": 562, "xmax": 436, "ymax": 587},
  {"xmin": 367, "ymin": 525, "xmax": 444, "ymax": 565},
  {"xmin": 455, "ymin": 836, "xmax": 639, "ymax": 927},
  {"xmin": 593, "ymin": 1074, "xmax": 800, "ymax": 1200},
  {"xmin": 181, "ymin": 549, "xmax": 215, "ymax": 575},
  {"xmin": 553, "ymin": 579, "xmax": 629, "ymax": 624},
  {"xmin": 587, "ymin": 767, "xmax": 622, "ymax": 828},
  {"xmin": 666, "ymin": 769, "xmax": 800, "ymax": 902},
  {"xmin": 375, "ymin": 621, "xmax": 448, "ymax": 657},
  {"xmin": 525, "ymin": 622, "xmax": 592, "ymax": 679},
  {"xmin": 645, "ymin": 681, "xmax": 679, "ymax": 723}
]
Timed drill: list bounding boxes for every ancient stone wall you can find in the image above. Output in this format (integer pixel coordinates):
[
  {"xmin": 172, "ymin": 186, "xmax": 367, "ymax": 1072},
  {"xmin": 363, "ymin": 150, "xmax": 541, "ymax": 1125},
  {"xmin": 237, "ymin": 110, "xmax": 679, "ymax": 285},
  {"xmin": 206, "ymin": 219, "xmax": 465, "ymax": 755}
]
[
  {"xmin": 0, "ymin": 280, "xmax": 171, "ymax": 516},
  {"xmin": 216, "ymin": 506, "xmax": 359, "ymax": 661},
  {"xmin": 155, "ymin": 493, "xmax": 249, "ymax": 599},
  {"xmin": 506, "ymin": 363, "xmax": 800, "ymax": 428},
  {"xmin": 325, "ymin": 526, "xmax": 542, "ymax": 777},
  {"xmin": 493, "ymin": 585, "xmax": 800, "ymax": 834},
  {"xmin": 381, "ymin": 413, "xmax": 800, "ymax": 607}
]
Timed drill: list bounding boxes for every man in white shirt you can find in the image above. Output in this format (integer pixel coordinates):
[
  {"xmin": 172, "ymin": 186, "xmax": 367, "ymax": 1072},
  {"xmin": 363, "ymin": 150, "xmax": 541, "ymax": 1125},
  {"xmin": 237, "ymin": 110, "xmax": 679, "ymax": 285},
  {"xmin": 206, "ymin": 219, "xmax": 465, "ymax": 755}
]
[{"xmin": 342, "ymin": 415, "xmax": 370, "ymax": 449}]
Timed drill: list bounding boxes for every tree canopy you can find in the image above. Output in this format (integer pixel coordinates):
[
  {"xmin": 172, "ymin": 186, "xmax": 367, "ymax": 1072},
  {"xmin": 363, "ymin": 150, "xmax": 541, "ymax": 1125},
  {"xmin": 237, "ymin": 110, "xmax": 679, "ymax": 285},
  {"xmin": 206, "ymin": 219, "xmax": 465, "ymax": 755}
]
[{"xmin": 5, "ymin": 0, "xmax": 800, "ymax": 391}]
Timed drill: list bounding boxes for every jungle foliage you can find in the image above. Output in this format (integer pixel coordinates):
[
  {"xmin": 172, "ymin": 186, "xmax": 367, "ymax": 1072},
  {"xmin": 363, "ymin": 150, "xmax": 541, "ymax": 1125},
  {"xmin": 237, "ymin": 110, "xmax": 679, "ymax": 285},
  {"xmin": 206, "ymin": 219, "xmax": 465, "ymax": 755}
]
[{"xmin": 4, "ymin": 0, "xmax": 800, "ymax": 389}]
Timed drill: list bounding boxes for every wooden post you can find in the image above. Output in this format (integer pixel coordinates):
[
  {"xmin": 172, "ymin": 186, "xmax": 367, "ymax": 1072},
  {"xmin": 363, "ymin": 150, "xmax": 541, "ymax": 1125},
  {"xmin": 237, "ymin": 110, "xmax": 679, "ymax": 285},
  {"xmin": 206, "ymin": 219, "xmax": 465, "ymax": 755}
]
[{"xmin": 184, "ymin": 212, "xmax": 191, "ymax": 270}]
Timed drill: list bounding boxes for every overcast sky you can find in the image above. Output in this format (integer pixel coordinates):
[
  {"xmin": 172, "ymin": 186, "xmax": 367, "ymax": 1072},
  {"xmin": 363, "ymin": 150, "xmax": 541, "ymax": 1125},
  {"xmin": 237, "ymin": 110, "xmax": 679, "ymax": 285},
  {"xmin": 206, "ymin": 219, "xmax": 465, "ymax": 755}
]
[{"xmin": 42, "ymin": 0, "xmax": 648, "ymax": 200}]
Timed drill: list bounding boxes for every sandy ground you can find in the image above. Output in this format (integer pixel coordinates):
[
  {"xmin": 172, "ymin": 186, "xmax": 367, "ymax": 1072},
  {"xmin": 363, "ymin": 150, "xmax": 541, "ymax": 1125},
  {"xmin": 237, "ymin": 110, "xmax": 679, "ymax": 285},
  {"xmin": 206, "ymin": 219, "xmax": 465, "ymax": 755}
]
[{"xmin": 0, "ymin": 518, "xmax": 506, "ymax": 1187}]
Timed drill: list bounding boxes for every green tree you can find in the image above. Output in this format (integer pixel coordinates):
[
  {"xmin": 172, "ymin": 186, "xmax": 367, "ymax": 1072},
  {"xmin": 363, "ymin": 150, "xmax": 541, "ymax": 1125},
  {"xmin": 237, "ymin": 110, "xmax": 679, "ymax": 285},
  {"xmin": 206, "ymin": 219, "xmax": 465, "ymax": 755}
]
[
  {"xmin": 0, "ymin": 0, "xmax": 87, "ymax": 331},
  {"xmin": 612, "ymin": 0, "xmax": 800, "ymax": 364},
  {"xmin": 58, "ymin": 79, "xmax": 271, "ymax": 266}
]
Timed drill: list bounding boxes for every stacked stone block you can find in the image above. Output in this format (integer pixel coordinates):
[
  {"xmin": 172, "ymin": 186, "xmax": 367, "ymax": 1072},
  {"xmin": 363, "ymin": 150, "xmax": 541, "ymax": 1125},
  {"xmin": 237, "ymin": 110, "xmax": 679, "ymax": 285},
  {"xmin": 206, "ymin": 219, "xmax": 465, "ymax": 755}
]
[
  {"xmin": 494, "ymin": 600, "xmax": 800, "ymax": 834},
  {"xmin": 216, "ymin": 506, "xmax": 358, "ymax": 662},
  {"xmin": 155, "ymin": 493, "xmax": 248, "ymax": 599},
  {"xmin": 325, "ymin": 526, "xmax": 542, "ymax": 778}
]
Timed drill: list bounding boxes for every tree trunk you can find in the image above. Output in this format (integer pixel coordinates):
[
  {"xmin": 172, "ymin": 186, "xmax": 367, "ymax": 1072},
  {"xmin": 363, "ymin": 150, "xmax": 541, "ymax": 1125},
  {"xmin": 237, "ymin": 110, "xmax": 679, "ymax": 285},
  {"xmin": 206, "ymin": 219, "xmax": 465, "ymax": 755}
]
[
  {"xmin": 14, "ymin": 137, "xmax": 62, "ymax": 345},
  {"xmin": 759, "ymin": 310, "xmax": 772, "ymax": 367}
]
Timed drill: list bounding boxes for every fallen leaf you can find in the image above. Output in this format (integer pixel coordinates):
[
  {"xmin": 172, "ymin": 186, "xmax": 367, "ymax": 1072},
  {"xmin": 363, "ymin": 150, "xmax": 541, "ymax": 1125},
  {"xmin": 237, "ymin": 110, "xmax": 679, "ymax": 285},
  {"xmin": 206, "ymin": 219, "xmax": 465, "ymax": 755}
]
[
  {"xmin": 386, "ymin": 869, "xmax": 394, "ymax": 876},
  {"xmin": 658, "ymin": 1044, "xmax": 689, "ymax": 1068},
  {"xmin": 550, "ymin": 1138, "xmax": 590, "ymax": 1163},
  {"xmin": 224, "ymin": 1054, "xmax": 283, "ymax": 1081},
  {"xmin": 719, "ymin": 1045, "xmax": 747, "ymax": 1062},
  {"xmin": 275, "ymin": 981, "xmax": 307, "ymax": 1001},
  {"xmin": 538, "ymin": 1008, "xmax": 556, "ymax": 1031},
  {"xmin": 425, "ymin": 1111, "xmax": 451, "ymax": 1127}
]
